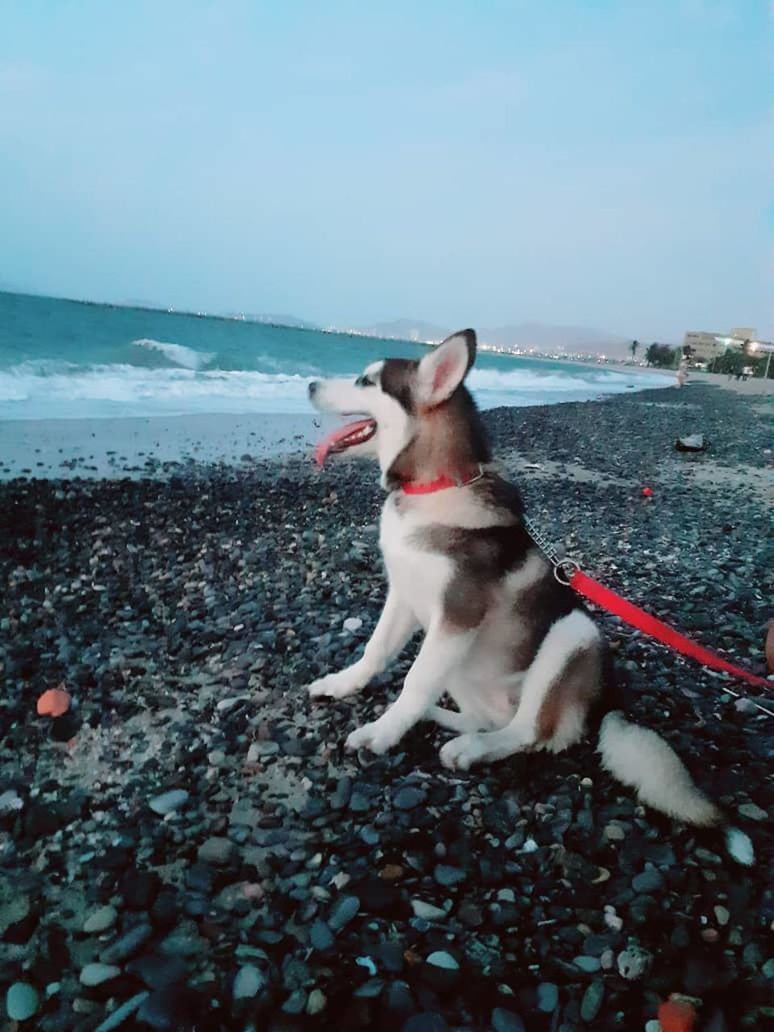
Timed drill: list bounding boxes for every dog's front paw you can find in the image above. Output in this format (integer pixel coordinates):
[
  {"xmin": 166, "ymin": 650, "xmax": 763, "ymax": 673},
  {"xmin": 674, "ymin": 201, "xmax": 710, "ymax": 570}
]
[
  {"xmin": 346, "ymin": 718, "xmax": 401, "ymax": 755},
  {"xmin": 439, "ymin": 732, "xmax": 491, "ymax": 771},
  {"xmin": 308, "ymin": 669, "xmax": 363, "ymax": 700}
]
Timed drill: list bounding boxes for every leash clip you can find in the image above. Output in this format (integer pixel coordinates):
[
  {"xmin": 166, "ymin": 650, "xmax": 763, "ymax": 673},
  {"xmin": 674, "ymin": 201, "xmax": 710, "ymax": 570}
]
[{"xmin": 553, "ymin": 558, "xmax": 580, "ymax": 586}]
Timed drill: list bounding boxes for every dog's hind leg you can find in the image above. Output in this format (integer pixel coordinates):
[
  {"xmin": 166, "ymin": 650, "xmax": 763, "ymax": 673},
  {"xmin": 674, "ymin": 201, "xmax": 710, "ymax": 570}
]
[
  {"xmin": 308, "ymin": 588, "xmax": 418, "ymax": 700},
  {"xmin": 440, "ymin": 610, "xmax": 600, "ymax": 771},
  {"xmin": 346, "ymin": 623, "xmax": 477, "ymax": 754}
]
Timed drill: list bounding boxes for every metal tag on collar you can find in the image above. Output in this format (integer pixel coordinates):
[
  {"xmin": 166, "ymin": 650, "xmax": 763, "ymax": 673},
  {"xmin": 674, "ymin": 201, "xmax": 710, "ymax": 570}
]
[{"xmin": 455, "ymin": 464, "xmax": 485, "ymax": 488}]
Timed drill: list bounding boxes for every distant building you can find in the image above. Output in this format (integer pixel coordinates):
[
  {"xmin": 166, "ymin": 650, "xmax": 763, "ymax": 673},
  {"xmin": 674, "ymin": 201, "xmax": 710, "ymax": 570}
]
[{"xmin": 683, "ymin": 329, "xmax": 754, "ymax": 365}]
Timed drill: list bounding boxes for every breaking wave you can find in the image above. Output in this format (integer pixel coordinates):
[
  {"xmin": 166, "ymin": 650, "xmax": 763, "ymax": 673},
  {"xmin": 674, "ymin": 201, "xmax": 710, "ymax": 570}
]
[
  {"xmin": 132, "ymin": 338, "xmax": 214, "ymax": 369},
  {"xmin": 0, "ymin": 358, "xmax": 670, "ymax": 420}
]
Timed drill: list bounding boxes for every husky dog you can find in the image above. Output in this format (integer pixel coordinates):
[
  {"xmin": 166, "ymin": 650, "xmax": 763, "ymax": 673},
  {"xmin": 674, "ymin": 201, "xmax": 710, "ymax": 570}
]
[{"xmin": 307, "ymin": 330, "xmax": 753, "ymax": 865}]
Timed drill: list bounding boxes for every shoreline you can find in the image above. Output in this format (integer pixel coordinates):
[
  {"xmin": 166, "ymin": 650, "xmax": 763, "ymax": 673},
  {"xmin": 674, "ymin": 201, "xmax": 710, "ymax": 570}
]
[
  {"xmin": 0, "ymin": 382, "xmax": 771, "ymax": 1030},
  {"xmin": 0, "ymin": 372, "xmax": 704, "ymax": 483}
]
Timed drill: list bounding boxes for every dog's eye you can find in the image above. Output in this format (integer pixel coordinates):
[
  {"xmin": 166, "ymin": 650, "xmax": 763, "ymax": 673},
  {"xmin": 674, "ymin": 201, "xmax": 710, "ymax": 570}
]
[{"xmin": 355, "ymin": 374, "xmax": 376, "ymax": 387}]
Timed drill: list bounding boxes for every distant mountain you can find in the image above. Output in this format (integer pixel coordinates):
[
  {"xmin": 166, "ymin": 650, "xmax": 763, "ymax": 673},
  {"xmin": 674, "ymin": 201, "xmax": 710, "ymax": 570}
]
[
  {"xmin": 350, "ymin": 318, "xmax": 452, "ymax": 343},
  {"xmin": 347, "ymin": 318, "xmax": 632, "ymax": 357},
  {"xmin": 478, "ymin": 322, "xmax": 630, "ymax": 357}
]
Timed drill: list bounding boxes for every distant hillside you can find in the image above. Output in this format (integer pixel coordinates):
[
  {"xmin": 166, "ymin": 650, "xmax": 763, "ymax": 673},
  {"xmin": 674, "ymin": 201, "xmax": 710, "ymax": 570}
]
[
  {"xmin": 479, "ymin": 322, "xmax": 630, "ymax": 357},
  {"xmin": 348, "ymin": 318, "xmax": 631, "ymax": 357},
  {"xmin": 350, "ymin": 319, "xmax": 451, "ymax": 343}
]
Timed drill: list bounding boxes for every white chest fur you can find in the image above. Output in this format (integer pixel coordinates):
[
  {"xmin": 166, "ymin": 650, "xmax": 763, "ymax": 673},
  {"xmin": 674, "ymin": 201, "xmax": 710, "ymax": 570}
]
[{"xmin": 379, "ymin": 494, "xmax": 453, "ymax": 630}]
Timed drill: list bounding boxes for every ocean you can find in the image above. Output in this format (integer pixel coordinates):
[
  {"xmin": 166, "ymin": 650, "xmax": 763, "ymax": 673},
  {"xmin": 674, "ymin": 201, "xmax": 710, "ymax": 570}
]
[{"xmin": 0, "ymin": 291, "xmax": 670, "ymax": 421}]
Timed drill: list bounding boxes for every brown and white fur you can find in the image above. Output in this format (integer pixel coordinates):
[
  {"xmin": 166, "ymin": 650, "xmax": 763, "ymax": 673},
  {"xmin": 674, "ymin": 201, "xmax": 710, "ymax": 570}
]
[{"xmin": 307, "ymin": 330, "xmax": 753, "ymax": 865}]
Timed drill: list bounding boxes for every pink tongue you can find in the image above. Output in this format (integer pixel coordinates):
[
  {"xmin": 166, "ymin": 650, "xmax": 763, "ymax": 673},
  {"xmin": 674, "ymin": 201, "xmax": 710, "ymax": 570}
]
[{"xmin": 315, "ymin": 419, "xmax": 374, "ymax": 467}]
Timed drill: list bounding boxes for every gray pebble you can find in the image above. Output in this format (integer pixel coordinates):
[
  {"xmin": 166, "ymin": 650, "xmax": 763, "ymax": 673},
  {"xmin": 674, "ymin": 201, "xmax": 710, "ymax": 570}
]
[
  {"xmin": 197, "ymin": 836, "xmax": 237, "ymax": 865},
  {"xmin": 149, "ymin": 789, "xmax": 189, "ymax": 816},
  {"xmin": 491, "ymin": 1007, "xmax": 525, "ymax": 1032},
  {"xmin": 393, "ymin": 786, "xmax": 424, "ymax": 810},
  {"xmin": 580, "ymin": 980, "xmax": 605, "ymax": 1022},
  {"xmin": 100, "ymin": 922, "xmax": 153, "ymax": 964},
  {"xmin": 328, "ymin": 895, "xmax": 360, "ymax": 932},
  {"xmin": 632, "ymin": 869, "xmax": 664, "ymax": 893},
  {"xmin": 83, "ymin": 904, "xmax": 118, "ymax": 934},
  {"xmin": 233, "ymin": 964, "xmax": 266, "ymax": 1000},
  {"xmin": 93, "ymin": 991, "xmax": 150, "ymax": 1032},
  {"xmin": 737, "ymin": 802, "xmax": 767, "ymax": 821},
  {"xmin": 6, "ymin": 982, "xmax": 40, "ymax": 1022},
  {"xmin": 433, "ymin": 864, "xmax": 466, "ymax": 887},
  {"xmin": 80, "ymin": 962, "xmax": 122, "ymax": 987},
  {"xmin": 536, "ymin": 982, "xmax": 559, "ymax": 1013}
]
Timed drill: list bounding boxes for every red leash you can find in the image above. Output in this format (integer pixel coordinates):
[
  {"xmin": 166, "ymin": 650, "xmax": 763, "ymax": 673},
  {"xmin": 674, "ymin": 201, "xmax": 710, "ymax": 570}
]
[
  {"xmin": 398, "ymin": 482, "xmax": 771, "ymax": 697},
  {"xmin": 520, "ymin": 513, "xmax": 771, "ymax": 696},
  {"xmin": 569, "ymin": 567, "xmax": 771, "ymax": 691}
]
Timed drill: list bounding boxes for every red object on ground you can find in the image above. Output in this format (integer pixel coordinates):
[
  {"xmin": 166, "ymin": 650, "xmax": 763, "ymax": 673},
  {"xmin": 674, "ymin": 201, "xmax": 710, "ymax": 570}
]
[
  {"xmin": 570, "ymin": 569, "xmax": 771, "ymax": 691},
  {"xmin": 36, "ymin": 686, "xmax": 71, "ymax": 718},
  {"xmin": 658, "ymin": 999, "xmax": 697, "ymax": 1031},
  {"xmin": 641, "ymin": 486, "xmax": 654, "ymax": 497}
]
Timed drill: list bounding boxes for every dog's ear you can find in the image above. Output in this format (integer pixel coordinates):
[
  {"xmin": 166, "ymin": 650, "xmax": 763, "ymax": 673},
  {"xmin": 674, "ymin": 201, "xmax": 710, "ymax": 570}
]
[{"xmin": 417, "ymin": 329, "xmax": 477, "ymax": 407}]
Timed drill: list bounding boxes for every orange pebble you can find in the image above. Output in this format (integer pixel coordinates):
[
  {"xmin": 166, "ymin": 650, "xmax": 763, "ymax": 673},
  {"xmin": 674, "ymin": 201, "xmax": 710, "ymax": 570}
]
[
  {"xmin": 36, "ymin": 686, "xmax": 71, "ymax": 718},
  {"xmin": 658, "ymin": 999, "xmax": 697, "ymax": 1032}
]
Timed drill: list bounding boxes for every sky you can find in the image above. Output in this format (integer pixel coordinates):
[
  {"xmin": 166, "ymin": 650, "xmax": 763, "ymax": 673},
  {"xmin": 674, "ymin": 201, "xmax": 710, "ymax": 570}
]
[{"xmin": 1, "ymin": 1, "xmax": 771, "ymax": 341}]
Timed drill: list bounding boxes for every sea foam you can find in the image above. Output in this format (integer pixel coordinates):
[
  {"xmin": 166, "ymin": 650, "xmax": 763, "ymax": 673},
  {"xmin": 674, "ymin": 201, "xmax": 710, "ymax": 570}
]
[{"xmin": 132, "ymin": 338, "xmax": 214, "ymax": 370}]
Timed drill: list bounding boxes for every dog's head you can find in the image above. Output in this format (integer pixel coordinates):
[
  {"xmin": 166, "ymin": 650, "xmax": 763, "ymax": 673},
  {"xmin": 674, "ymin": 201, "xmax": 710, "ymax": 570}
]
[{"xmin": 309, "ymin": 329, "xmax": 490, "ymax": 489}]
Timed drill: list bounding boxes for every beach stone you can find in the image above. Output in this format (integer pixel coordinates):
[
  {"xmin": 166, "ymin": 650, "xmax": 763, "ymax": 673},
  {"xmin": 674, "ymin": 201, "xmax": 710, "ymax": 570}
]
[
  {"xmin": 93, "ymin": 991, "xmax": 149, "ymax": 1032},
  {"xmin": 233, "ymin": 964, "xmax": 266, "ymax": 1000},
  {"xmin": 307, "ymin": 988, "xmax": 327, "ymax": 1014},
  {"xmin": 80, "ymin": 962, "xmax": 121, "ymax": 987},
  {"xmin": 426, "ymin": 950, "xmax": 459, "ymax": 971},
  {"xmin": 536, "ymin": 982, "xmax": 559, "ymax": 1013},
  {"xmin": 149, "ymin": 789, "xmax": 189, "ymax": 816},
  {"xmin": 491, "ymin": 1006, "xmax": 526, "ymax": 1032},
  {"xmin": 283, "ymin": 988, "xmax": 307, "ymax": 1014},
  {"xmin": 603, "ymin": 821, "xmax": 626, "ymax": 841},
  {"xmin": 433, "ymin": 864, "xmax": 466, "ymax": 887},
  {"xmin": 580, "ymin": 981, "xmax": 605, "ymax": 1022},
  {"xmin": 331, "ymin": 776, "xmax": 352, "ymax": 810},
  {"xmin": 737, "ymin": 802, "xmax": 767, "ymax": 821},
  {"xmin": 328, "ymin": 895, "xmax": 360, "ymax": 931},
  {"xmin": 197, "ymin": 836, "xmax": 237, "ymax": 865},
  {"xmin": 632, "ymin": 869, "xmax": 664, "ymax": 893},
  {"xmin": 83, "ymin": 905, "xmax": 118, "ymax": 934},
  {"xmin": 714, "ymin": 905, "xmax": 730, "ymax": 926},
  {"xmin": 0, "ymin": 789, "xmax": 23, "ymax": 815},
  {"xmin": 136, "ymin": 986, "xmax": 202, "ymax": 1030},
  {"xmin": 100, "ymin": 922, "xmax": 153, "ymax": 963},
  {"xmin": 411, "ymin": 899, "xmax": 447, "ymax": 921},
  {"xmin": 393, "ymin": 786, "xmax": 424, "ymax": 810},
  {"xmin": 573, "ymin": 955, "xmax": 601, "ymax": 973},
  {"xmin": 127, "ymin": 953, "xmax": 188, "ymax": 990},
  {"xmin": 403, "ymin": 1013, "xmax": 450, "ymax": 1032},
  {"xmin": 343, "ymin": 617, "xmax": 363, "ymax": 632},
  {"xmin": 310, "ymin": 919, "xmax": 334, "ymax": 950},
  {"xmin": 6, "ymin": 982, "xmax": 39, "ymax": 1022},
  {"xmin": 617, "ymin": 945, "xmax": 652, "ymax": 980}
]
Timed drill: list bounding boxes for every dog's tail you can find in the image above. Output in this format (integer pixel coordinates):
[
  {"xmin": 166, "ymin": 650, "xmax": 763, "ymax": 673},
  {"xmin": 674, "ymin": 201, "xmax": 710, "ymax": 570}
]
[{"xmin": 597, "ymin": 710, "xmax": 754, "ymax": 866}]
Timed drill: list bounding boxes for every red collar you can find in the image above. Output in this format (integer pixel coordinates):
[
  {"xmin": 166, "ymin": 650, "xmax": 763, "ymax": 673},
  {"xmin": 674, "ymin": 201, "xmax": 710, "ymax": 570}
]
[{"xmin": 401, "ymin": 465, "xmax": 485, "ymax": 495}]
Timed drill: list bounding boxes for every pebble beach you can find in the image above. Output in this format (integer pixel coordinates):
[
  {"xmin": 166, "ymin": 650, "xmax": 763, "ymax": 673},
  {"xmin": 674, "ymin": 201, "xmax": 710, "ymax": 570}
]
[{"xmin": 1, "ymin": 381, "xmax": 772, "ymax": 1031}]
